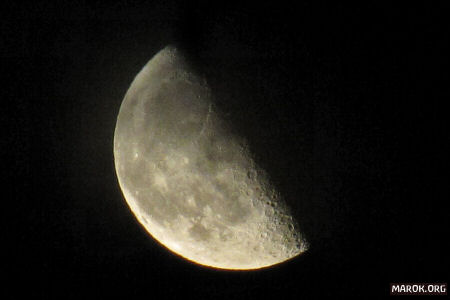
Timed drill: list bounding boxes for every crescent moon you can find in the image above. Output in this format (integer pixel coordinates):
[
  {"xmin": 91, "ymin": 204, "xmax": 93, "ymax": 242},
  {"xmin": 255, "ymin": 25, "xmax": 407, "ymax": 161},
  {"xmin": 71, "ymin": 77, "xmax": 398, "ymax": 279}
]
[{"xmin": 114, "ymin": 46, "xmax": 308, "ymax": 270}]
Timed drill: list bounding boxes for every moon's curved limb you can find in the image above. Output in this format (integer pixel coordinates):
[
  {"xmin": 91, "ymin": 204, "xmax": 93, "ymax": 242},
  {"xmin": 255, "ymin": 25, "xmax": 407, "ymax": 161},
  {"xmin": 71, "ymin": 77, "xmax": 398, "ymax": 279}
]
[{"xmin": 114, "ymin": 46, "xmax": 308, "ymax": 270}]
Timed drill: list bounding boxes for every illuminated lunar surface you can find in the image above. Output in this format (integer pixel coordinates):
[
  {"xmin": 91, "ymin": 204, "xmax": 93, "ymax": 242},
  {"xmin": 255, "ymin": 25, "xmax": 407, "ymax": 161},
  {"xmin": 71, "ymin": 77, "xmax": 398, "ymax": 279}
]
[{"xmin": 113, "ymin": 46, "xmax": 308, "ymax": 270}]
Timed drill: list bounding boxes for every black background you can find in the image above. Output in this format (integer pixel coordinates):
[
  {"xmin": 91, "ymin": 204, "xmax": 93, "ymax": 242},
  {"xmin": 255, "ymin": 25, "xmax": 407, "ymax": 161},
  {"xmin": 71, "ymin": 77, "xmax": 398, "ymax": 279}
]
[{"xmin": 4, "ymin": 1, "xmax": 448, "ymax": 298}]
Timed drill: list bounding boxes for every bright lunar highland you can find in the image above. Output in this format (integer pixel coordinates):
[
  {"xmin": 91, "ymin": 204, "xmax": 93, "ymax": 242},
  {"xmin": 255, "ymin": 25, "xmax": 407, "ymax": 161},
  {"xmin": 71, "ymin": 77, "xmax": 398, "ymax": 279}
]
[{"xmin": 114, "ymin": 46, "xmax": 308, "ymax": 270}]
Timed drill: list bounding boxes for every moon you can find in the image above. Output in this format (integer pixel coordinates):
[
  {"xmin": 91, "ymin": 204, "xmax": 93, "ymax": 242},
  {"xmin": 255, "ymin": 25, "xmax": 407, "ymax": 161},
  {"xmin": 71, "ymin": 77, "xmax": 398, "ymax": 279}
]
[{"xmin": 113, "ymin": 46, "xmax": 308, "ymax": 270}]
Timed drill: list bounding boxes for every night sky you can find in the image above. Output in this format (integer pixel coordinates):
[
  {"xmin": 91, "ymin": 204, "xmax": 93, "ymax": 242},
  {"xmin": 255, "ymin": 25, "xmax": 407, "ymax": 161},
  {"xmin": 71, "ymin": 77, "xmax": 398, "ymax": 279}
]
[{"xmin": 5, "ymin": 1, "xmax": 448, "ymax": 298}]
